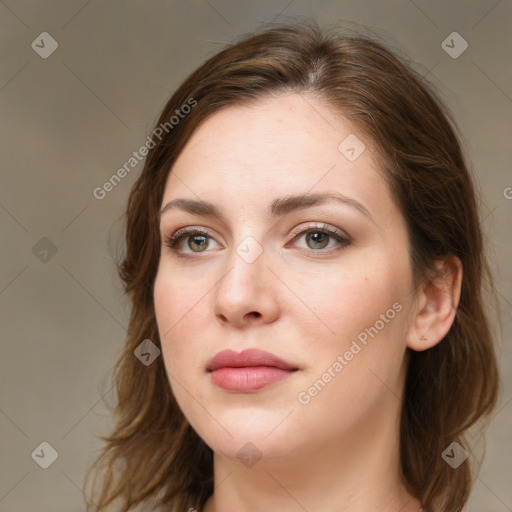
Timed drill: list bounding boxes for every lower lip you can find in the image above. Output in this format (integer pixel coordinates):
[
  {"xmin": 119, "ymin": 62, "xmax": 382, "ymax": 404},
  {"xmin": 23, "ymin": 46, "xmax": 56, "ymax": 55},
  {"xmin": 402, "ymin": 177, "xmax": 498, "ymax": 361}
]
[{"xmin": 209, "ymin": 366, "xmax": 296, "ymax": 392}]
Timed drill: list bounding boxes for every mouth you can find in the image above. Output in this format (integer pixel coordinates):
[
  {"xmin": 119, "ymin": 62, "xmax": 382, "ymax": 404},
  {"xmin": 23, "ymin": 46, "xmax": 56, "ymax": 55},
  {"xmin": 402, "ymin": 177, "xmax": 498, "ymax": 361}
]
[{"xmin": 206, "ymin": 348, "xmax": 299, "ymax": 392}]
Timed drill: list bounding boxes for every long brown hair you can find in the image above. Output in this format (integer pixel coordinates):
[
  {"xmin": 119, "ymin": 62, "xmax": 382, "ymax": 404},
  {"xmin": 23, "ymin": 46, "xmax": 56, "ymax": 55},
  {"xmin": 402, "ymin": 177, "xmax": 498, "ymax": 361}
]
[{"xmin": 84, "ymin": 19, "xmax": 501, "ymax": 512}]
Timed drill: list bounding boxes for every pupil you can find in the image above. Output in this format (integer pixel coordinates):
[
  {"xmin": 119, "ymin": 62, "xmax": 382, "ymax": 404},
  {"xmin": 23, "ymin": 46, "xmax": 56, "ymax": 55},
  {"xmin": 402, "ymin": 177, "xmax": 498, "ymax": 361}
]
[
  {"xmin": 308, "ymin": 232, "xmax": 328, "ymax": 249},
  {"xmin": 190, "ymin": 235, "xmax": 207, "ymax": 251}
]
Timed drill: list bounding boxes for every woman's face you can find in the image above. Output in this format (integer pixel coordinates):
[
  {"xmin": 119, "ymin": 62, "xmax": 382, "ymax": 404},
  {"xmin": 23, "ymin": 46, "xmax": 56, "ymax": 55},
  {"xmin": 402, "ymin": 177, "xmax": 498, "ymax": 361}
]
[{"xmin": 154, "ymin": 92, "xmax": 417, "ymax": 463}]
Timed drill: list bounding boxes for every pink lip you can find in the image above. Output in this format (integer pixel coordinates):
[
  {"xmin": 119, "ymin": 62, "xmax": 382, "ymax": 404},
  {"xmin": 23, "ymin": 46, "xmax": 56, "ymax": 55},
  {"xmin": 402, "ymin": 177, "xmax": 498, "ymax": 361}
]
[{"xmin": 206, "ymin": 348, "xmax": 299, "ymax": 392}]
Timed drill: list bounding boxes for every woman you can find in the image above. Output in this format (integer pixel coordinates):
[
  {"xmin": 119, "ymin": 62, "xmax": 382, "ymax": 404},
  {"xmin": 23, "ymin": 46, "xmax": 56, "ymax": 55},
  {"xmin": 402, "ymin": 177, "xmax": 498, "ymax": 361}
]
[{"xmin": 85, "ymin": 20, "xmax": 500, "ymax": 512}]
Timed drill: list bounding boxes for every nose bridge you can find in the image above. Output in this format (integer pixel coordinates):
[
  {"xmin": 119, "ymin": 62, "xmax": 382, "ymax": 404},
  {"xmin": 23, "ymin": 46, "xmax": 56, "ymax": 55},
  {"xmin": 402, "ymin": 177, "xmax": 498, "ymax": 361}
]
[
  {"xmin": 224, "ymin": 211, "xmax": 267, "ymax": 276},
  {"xmin": 219, "ymin": 233, "xmax": 266, "ymax": 298},
  {"xmin": 213, "ymin": 229, "xmax": 277, "ymax": 324}
]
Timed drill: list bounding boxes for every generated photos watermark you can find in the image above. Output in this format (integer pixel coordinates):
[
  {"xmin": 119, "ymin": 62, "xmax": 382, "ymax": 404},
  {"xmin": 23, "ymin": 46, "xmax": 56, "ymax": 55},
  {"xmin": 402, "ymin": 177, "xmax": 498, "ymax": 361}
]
[
  {"xmin": 297, "ymin": 301, "xmax": 403, "ymax": 405},
  {"xmin": 93, "ymin": 97, "xmax": 197, "ymax": 200}
]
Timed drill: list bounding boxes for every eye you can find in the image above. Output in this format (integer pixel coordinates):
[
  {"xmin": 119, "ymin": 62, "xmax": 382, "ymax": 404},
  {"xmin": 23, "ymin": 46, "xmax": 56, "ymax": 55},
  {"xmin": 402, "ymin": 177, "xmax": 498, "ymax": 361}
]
[
  {"xmin": 163, "ymin": 223, "xmax": 350, "ymax": 257},
  {"xmin": 163, "ymin": 227, "xmax": 220, "ymax": 255},
  {"xmin": 288, "ymin": 224, "xmax": 350, "ymax": 253}
]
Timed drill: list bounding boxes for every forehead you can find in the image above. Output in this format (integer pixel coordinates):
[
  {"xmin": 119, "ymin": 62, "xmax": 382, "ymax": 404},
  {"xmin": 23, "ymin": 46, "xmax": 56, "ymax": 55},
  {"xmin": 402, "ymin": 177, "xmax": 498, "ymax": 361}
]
[{"xmin": 161, "ymin": 93, "xmax": 393, "ymax": 221}]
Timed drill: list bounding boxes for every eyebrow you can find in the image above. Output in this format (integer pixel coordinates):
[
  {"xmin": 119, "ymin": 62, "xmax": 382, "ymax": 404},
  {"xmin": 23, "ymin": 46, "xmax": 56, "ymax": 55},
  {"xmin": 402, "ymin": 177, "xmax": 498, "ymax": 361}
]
[{"xmin": 159, "ymin": 192, "xmax": 374, "ymax": 224}]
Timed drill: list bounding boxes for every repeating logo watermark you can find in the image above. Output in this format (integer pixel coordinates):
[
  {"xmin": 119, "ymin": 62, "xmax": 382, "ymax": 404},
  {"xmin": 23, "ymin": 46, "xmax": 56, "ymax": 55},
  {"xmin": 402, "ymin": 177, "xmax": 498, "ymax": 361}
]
[
  {"xmin": 134, "ymin": 339, "xmax": 161, "ymax": 366},
  {"xmin": 338, "ymin": 133, "xmax": 366, "ymax": 162},
  {"xmin": 237, "ymin": 441, "xmax": 263, "ymax": 468},
  {"xmin": 236, "ymin": 235, "xmax": 264, "ymax": 264},
  {"xmin": 441, "ymin": 32, "xmax": 468, "ymax": 59},
  {"xmin": 32, "ymin": 236, "xmax": 58, "ymax": 263},
  {"xmin": 31, "ymin": 32, "xmax": 58, "ymax": 59},
  {"xmin": 31, "ymin": 441, "xmax": 58, "ymax": 469},
  {"xmin": 93, "ymin": 98, "xmax": 197, "ymax": 200},
  {"xmin": 297, "ymin": 301, "xmax": 403, "ymax": 405},
  {"xmin": 442, "ymin": 441, "xmax": 469, "ymax": 469}
]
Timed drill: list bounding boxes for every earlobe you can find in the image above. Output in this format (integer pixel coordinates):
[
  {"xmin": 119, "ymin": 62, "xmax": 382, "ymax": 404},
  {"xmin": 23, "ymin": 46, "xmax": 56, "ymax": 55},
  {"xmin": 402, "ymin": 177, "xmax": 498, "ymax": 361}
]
[{"xmin": 406, "ymin": 255, "xmax": 463, "ymax": 352}]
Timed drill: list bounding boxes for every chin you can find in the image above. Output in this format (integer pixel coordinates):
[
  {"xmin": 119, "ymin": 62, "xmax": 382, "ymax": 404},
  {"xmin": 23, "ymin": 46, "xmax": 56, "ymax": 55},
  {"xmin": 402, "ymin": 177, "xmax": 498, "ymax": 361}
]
[{"xmin": 188, "ymin": 406, "xmax": 301, "ymax": 464}]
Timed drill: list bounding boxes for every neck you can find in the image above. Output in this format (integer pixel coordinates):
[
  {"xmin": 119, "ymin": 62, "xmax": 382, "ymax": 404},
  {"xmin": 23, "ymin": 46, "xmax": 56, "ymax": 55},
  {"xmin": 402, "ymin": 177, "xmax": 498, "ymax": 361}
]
[{"xmin": 201, "ymin": 384, "xmax": 422, "ymax": 512}]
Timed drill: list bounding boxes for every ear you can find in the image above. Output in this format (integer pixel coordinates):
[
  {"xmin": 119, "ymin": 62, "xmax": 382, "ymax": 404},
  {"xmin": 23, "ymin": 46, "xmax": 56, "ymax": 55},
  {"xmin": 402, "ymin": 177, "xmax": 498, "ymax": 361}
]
[{"xmin": 406, "ymin": 254, "xmax": 463, "ymax": 351}]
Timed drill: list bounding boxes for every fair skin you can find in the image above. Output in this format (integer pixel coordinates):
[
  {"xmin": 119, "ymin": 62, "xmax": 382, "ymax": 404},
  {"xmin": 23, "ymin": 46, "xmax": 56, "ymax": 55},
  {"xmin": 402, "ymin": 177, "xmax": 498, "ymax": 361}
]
[{"xmin": 154, "ymin": 92, "xmax": 462, "ymax": 512}]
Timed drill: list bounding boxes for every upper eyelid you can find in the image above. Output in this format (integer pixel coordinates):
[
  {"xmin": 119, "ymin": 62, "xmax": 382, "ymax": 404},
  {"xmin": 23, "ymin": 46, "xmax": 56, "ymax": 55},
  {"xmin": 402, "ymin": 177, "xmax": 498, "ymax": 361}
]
[
  {"xmin": 289, "ymin": 223, "xmax": 349, "ymax": 240},
  {"xmin": 166, "ymin": 222, "xmax": 346, "ymax": 239}
]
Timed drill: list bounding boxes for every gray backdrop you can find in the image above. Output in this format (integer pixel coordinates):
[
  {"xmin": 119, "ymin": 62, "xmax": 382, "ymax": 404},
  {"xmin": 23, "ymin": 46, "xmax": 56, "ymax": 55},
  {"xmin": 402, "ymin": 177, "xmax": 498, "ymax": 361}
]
[{"xmin": 1, "ymin": 1, "xmax": 511, "ymax": 511}]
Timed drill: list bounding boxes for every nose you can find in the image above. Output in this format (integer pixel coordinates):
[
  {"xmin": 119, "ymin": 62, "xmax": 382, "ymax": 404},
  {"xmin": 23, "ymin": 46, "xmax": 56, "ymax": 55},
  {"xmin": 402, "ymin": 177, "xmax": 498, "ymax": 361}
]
[{"xmin": 213, "ymin": 241, "xmax": 280, "ymax": 328}]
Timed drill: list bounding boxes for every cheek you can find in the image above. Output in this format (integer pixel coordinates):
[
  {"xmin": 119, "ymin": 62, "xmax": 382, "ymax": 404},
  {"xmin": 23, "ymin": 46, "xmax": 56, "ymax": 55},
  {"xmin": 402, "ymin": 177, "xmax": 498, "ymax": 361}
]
[
  {"xmin": 153, "ymin": 265, "xmax": 221, "ymax": 443},
  {"xmin": 153, "ymin": 266, "xmax": 195, "ymax": 371},
  {"xmin": 292, "ymin": 273, "xmax": 410, "ymax": 440},
  {"xmin": 153, "ymin": 257, "xmax": 207, "ymax": 331},
  {"xmin": 153, "ymin": 261, "xmax": 217, "ymax": 398},
  {"xmin": 305, "ymin": 256, "xmax": 409, "ymax": 345},
  {"xmin": 299, "ymin": 253, "xmax": 412, "ymax": 403},
  {"xmin": 154, "ymin": 271, "xmax": 177, "ymax": 343}
]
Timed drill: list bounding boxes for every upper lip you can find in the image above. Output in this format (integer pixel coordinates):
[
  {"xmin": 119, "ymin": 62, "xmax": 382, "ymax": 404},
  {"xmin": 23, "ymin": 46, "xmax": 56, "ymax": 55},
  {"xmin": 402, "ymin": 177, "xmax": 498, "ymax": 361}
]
[{"xmin": 206, "ymin": 348, "xmax": 298, "ymax": 372}]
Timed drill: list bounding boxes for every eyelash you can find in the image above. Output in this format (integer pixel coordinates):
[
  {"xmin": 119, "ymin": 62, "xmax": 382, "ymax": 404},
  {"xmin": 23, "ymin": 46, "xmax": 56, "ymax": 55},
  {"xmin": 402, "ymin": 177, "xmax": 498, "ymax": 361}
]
[{"xmin": 163, "ymin": 224, "xmax": 351, "ymax": 257}]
